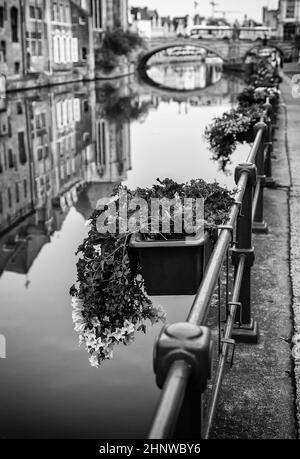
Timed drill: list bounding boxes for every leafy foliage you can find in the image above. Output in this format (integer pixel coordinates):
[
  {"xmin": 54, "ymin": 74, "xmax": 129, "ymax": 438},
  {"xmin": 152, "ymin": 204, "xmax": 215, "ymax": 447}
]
[
  {"xmin": 204, "ymin": 104, "xmax": 264, "ymax": 159},
  {"xmin": 96, "ymin": 84, "xmax": 152, "ymax": 123},
  {"xmin": 246, "ymin": 58, "xmax": 282, "ymax": 88},
  {"xmin": 205, "ymin": 58, "xmax": 281, "ymax": 170},
  {"xmin": 95, "ymin": 28, "xmax": 144, "ymax": 72},
  {"xmin": 71, "ymin": 179, "xmax": 235, "ymax": 367}
]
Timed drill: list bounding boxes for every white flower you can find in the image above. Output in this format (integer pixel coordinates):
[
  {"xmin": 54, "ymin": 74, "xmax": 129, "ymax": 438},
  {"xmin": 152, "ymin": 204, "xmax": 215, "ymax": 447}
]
[
  {"xmin": 111, "ymin": 328, "xmax": 125, "ymax": 341},
  {"xmin": 93, "ymin": 244, "xmax": 102, "ymax": 256},
  {"xmin": 74, "ymin": 322, "xmax": 86, "ymax": 333},
  {"xmin": 85, "ymin": 219, "xmax": 92, "ymax": 227},
  {"xmin": 123, "ymin": 320, "xmax": 135, "ymax": 335},
  {"xmin": 72, "ymin": 310, "xmax": 83, "ymax": 323},
  {"xmin": 91, "ymin": 317, "xmax": 101, "ymax": 328},
  {"xmin": 89, "ymin": 354, "xmax": 100, "ymax": 368},
  {"xmin": 71, "ymin": 297, "xmax": 84, "ymax": 310}
]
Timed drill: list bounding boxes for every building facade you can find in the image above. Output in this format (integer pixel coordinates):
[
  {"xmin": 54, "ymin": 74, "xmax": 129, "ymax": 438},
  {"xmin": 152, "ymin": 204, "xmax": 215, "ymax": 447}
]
[
  {"xmin": 0, "ymin": 1, "xmax": 24, "ymax": 78},
  {"xmin": 0, "ymin": 0, "xmax": 129, "ymax": 90},
  {"xmin": 278, "ymin": 0, "xmax": 300, "ymax": 40}
]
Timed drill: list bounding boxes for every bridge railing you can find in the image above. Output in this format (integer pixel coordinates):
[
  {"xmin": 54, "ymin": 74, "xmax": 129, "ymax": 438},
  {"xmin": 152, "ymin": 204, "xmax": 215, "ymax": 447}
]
[{"xmin": 148, "ymin": 98, "xmax": 274, "ymax": 440}]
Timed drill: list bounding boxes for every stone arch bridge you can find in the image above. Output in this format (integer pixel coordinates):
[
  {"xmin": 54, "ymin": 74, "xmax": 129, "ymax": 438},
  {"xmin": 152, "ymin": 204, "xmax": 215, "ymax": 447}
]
[{"xmin": 138, "ymin": 37, "xmax": 291, "ymax": 68}]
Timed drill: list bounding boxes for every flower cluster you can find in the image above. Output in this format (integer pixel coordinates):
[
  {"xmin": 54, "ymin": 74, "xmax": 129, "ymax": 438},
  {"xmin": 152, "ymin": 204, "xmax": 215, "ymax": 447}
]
[
  {"xmin": 204, "ymin": 104, "xmax": 264, "ymax": 160},
  {"xmin": 71, "ymin": 179, "xmax": 234, "ymax": 367},
  {"xmin": 205, "ymin": 57, "xmax": 281, "ymax": 170},
  {"xmin": 246, "ymin": 58, "xmax": 282, "ymax": 88}
]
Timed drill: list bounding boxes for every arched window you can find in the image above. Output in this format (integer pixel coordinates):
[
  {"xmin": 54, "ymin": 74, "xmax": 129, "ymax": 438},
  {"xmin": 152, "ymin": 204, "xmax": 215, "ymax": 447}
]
[{"xmin": 10, "ymin": 7, "xmax": 19, "ymax": 43}]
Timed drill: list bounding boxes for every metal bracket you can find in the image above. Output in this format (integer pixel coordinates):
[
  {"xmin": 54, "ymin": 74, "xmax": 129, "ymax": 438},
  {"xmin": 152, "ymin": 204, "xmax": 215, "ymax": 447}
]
[
  {"xmin": 231, "ymin": 248, "xmax": 255, "ymax": 268},
  {"xmin": 217, "ymin": 225, "xmax": 236, "ymax": 247},
  {"xmin": 257, "ymin": 174, "xmax": 266, "ymax": 187},
  {"xmin": 254, "ymin": 121, "xmax": 267, "ymax": 134},
  {"xmin": 221, "ymin": 338, "xmax": 236, "ymax": 367},
  {"xmin": 234, "ymin": 163, "xmax": 257, "ymax": 187}
]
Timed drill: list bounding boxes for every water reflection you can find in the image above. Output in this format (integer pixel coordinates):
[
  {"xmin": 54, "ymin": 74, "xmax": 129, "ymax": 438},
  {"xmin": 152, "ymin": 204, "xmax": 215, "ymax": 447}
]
[
  {"xmin": 0, "ymin": 63, "xmax": 248, "ymax": 438},
  {"xmin": 145, "ymin": 45, "xmax": 223, "ymax": 92},
  {"xmin": 146, "ymin": 61, "xmax": 223, "ymax": 91}
]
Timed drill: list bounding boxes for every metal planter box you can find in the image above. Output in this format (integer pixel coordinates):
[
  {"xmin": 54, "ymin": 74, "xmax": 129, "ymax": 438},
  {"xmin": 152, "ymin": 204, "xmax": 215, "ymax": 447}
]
[{"xmin": 129, "ymin": 232, "xmax": 214, "ymax": 296}]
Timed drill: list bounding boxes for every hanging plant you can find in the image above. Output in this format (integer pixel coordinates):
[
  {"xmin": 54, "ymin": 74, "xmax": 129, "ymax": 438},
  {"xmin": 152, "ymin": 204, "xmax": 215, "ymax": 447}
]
[
  {"xmin": 246, "ymin": 58, "xmax": 282, "ymax": 88},
  {"xmin": 70, "ymin": 178, "xmax": 235, "ymax": 367},
  {"xmin": 205, "ymin": 104, "xmax": 264, "ymax": 161},
  {"xmin": 237, "ymin": 86, "xmax": 279, "ymax": 108}
]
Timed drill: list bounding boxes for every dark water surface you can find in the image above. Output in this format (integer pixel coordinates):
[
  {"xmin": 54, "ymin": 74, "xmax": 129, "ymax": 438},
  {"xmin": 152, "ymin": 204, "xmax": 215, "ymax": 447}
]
[{"xmin": 0, "ymin": 62, "xmax": 248, "ymax": 438}]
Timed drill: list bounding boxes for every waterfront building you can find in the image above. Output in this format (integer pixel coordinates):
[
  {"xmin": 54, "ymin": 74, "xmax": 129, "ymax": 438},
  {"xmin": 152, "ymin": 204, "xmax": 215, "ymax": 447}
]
[
  {"xmin": 23, "ymin": 0, "xmax": 51, "ymax": 74},
  {"xmin": 0, "ymin": 0, "xmax": 129, "ymax": 90},
  {"xmin": 278, "ymin": 0, "xmax": 300, "ymax": 40},
  {"xmin": 0, "ymin": 1, "xmax": 24, "ymax": 79}
]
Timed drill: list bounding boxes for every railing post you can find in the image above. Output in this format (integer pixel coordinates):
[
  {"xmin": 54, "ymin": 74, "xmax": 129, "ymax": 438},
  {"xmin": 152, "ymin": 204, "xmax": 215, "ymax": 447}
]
[
  {"xmin": 253, "ymin": 121, "xmax": 268, "ymax": 234},
  {"xmin": 263, "ymin": 101, "xmax": 276, "ymax": 188},
  {"xmin": 231, "ymin": 163, "xmax": 258, "ymax": 343},
  {"xmin": 152, "ymin": 323, "xmax": 212, "ymax": 439}
]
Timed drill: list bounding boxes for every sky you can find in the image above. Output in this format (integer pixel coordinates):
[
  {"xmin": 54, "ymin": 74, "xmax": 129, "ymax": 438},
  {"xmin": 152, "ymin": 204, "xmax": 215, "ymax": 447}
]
[{"xmin": 129, "ymin": 0, "xmax": 279, "ymax": 23}]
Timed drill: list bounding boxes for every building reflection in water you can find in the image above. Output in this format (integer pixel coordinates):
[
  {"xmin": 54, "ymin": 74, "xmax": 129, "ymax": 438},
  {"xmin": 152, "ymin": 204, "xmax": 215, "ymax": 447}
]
[
  {"xmin": 146, "ymin": 60, "xmax": 223, "ymax": 91},
  {"xmin": 0, "ymin": 63, "xmax": 245, "ymax": 282}
]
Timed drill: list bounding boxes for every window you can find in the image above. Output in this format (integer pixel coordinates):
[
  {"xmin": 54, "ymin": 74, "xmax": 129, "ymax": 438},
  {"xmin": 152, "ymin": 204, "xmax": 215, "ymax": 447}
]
[
  {"xmin": 14, "ymin": 62, "xmax": 20, "ymax": 74},
  {"xmin": 0, "ymin": 192, "xmax": 2, "ymax": 214},
  {"xmin": 8, "ymin": 149, "xmax": 14, "ymax": 169},
  {"xmin": 53, "ymin": 35, "xmax": 60, "ymax": 63},
  {"xmin": 18, "ymin": 132, "xmax": 27, "ymax": 165},
  {"xmin": 16, "ymin": 183, "xmax": 20, "ymax": 203},
  {"xmin": 17, "ymin": 102, "xmax": 23, "ymax": 114},
  {"xmin": 0, "ymin": 41, "xmax": 6, "ymax": 63},
  {"xmin": 82, "ymin": 47, "xmax": 87, "ymax": 61},
  {"xmin": 10, "ymin": 7, "xmax": 19, "ymax": 43},
  {"xmin": 56, "ymin": 102, "xmax": 62, "ymax": 128},
  {"xmin": 71, "ymin": 37, "xmax": 78, "ymax": 62},
  {"xmin": 0, "ymin": 6, "xmax": 4, "ymax": 28},
  {"xmin": 83, "ymin": 100, "xmax": 89, "ymax": 113},
  {"xmin": 286, "ymin": 0, "xmax": 295, "ymax": 18},
  {"xmin": 24, "ymin": 180, "xmax": 27, "ymax": 199},
  {"xmin": 60, "ymin": 36, "xmax": 65, "ymax": 63},
  {"xmin": 30, "ymin": 6, "xmax": 35, "ymax": 18},
  {"xmin": 62, "ymin": 100, "xmax": 68, "ymax": 125},
  {"xmin": 73, "ymin": 98, "xmax": 80, "ymax": 121},
  {"xmin": 37, "ymin": 147, "xmax": 43, "ymax": 161},
  {"xmin": 7, "ymin": 188, "xmax": 12, "ymax": 208},
  {"xmin": 90, "ymin": 0, "xmax": 103, "ymax": 29},
  {"xmin": 36, "ymin": 7, "xmax": 42, "ymax": 20},
  {"xmin": 65, "ymin": 35, "xmax": 71, "ymax": 62},
  {"xmin": 97, "ymin": 120, "xmax": 107, "ymax": 167}
]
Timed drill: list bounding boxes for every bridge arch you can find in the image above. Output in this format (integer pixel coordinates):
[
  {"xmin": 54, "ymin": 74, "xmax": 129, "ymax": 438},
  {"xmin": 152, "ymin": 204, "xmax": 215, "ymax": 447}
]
[
  {"xmin": 138, "ymin": 42, "xmax": 226, "ymax": 69},
  {"xmin": 242, "ymin": 42, "xmax": 285, "ymax": 61}
]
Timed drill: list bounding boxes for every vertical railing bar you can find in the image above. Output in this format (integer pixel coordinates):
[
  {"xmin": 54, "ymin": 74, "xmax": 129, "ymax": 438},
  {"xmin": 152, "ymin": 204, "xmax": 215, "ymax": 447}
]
[
  {"xmin": 203, "ymin": 254, "xmax": 246, "ymax": 439},
  {"xmin": 252, "ymin": 179, "xmax": 261, "ymax": 223}
]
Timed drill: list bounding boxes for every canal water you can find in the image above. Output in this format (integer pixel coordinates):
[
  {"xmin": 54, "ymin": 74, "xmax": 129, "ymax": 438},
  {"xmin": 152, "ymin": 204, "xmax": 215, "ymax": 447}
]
[{"xmin": 0, "ymin": 60, "xmax": 248, "ymax": 438}]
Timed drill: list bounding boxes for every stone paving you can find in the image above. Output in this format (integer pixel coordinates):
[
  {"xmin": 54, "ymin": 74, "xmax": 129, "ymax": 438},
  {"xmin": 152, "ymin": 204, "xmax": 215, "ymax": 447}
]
[
  {"xmin": 211, "ymin": 63, "xmax": 300, "ymax": 439},
  {"xmin": 280, "ymin": 63, "xmax": 300, "ymax": 438}
]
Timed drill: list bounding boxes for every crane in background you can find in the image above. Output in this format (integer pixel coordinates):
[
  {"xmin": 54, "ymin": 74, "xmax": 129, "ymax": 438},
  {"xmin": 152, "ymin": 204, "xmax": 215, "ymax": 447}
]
[
  {"xmin": 214, "ymin": 10, "xmax": 241, "ymax": 19},
  {"xmin": 209, "ymin": 1, "xmax": 219, "ymax": 16}
]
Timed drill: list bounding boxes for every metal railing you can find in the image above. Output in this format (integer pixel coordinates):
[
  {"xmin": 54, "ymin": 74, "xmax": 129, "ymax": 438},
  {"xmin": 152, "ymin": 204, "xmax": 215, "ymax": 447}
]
[{"xmin": 148, "ymin": 97, "xmax": 275, "ymax": 440}]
